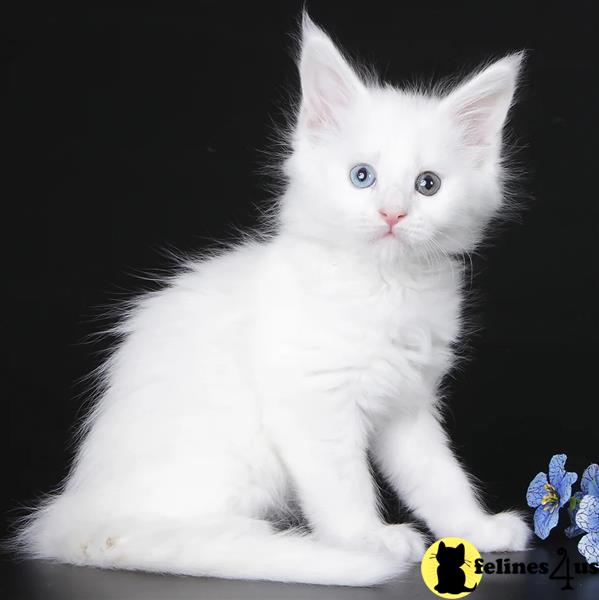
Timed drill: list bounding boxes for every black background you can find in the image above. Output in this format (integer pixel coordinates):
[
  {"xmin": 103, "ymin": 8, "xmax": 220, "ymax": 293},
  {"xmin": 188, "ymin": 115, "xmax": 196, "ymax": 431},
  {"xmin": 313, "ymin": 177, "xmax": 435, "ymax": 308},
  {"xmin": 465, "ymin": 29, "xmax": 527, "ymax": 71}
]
[{"xmin": 3, "ymin": 0, "xmax": 598, "ymax": 544}]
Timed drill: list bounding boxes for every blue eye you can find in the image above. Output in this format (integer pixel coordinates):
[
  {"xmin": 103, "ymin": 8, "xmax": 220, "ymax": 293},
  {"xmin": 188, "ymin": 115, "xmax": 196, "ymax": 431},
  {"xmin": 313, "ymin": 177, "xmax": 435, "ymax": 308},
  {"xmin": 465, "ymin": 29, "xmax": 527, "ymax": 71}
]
[{"xmin": 350, "ymin": 164, "xmax": 376, "ymax": 188}]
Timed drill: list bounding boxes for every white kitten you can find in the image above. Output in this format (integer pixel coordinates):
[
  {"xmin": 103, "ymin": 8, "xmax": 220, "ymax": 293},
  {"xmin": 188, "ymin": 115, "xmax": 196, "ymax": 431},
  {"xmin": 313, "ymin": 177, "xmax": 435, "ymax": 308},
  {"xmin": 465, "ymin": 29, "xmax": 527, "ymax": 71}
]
[{"xmin": 11, "ymin": 15, "xmax": 530, "ymax": 586}]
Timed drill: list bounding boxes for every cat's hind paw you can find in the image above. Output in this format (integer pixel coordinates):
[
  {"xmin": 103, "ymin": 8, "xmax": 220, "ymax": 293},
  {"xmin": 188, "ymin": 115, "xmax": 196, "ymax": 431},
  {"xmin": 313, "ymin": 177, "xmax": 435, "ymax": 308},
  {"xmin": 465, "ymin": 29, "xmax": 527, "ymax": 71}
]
[{"xmin": 78, "ymin": 531, "xmax": 127, "ymax": 565}]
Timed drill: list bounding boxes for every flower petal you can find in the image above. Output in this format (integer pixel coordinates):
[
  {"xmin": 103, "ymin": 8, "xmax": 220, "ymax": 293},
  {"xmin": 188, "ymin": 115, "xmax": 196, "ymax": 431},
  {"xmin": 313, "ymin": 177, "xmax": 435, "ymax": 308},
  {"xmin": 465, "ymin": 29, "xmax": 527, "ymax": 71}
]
[
  {"xmin": 578, "ymin": 533, "xmax": 599, "ymax": 566},
  {"xmin": 549, "ymin": 454, "xmax": 568, "ymax": 486},
  {"xmin": 527, "ymin": 472, "xmax": 548, "ymax": 508},
  {"xmin": 575, "ymin": 495, "xmax": 599, "ymax": 534},
  {"xmin": 582, "ymin": 464, "xmax": 599, "ymax": 498},
  {"xmin": 534, "ymin": 504, "xmax": 560, "ymax": 540},
  {"xmin": 548, "ymin": 454, "xmax": 578, "ymax": 503},
  {"xmin": 556, "ymin": 470, "xmax": 578, "ymax": 508}
]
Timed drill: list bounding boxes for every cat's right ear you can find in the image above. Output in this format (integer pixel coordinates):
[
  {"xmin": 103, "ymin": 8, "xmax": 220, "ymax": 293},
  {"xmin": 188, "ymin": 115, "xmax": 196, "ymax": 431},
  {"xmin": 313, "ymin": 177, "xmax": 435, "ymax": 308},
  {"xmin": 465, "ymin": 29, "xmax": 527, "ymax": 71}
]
[
  {"xmin": 438, "ymin": 541, "xmax": 446, "ymax": 551},
  {"xmin": 297, "ymin": 13, "xmax": 366, "ymax": 138}
]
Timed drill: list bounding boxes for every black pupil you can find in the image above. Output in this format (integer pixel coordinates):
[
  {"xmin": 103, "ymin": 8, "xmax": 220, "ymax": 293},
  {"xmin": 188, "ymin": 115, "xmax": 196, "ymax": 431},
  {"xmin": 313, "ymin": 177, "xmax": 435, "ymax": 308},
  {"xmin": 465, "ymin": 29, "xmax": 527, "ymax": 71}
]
[
  {"xmin": 357, "ymin": 168, "xmax": 368, "ymax": 181},
  {"xmin": 422, "ymin": 175, "xmax": 434, "ymax": 190}
]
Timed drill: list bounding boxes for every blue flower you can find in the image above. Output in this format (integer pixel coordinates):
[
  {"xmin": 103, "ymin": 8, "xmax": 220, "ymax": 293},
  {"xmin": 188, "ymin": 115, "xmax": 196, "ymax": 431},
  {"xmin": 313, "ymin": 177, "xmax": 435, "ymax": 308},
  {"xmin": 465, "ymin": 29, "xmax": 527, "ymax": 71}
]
[
  {"xmin": 526, "ymin": 454, "xmax": 578, "ymax": 540},
  {"xmin": 575, "ymin": 494, "xmax": 599, "ymax": 566},
  {"xmin": 565, "ymin": 465, "xmax": 599, "ymax": 538}
]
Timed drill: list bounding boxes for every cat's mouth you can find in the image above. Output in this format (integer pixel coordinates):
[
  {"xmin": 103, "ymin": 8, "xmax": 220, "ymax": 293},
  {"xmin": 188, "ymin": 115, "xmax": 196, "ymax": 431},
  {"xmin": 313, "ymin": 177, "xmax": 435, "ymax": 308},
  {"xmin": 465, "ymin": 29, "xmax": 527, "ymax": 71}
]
[
  {"xmin": 372, "ymin": 224, "xmax": 410, "ymax": 244},
  {"xmin": 379, "ymin": 228, "xmax": 398, "ymax": 240}
]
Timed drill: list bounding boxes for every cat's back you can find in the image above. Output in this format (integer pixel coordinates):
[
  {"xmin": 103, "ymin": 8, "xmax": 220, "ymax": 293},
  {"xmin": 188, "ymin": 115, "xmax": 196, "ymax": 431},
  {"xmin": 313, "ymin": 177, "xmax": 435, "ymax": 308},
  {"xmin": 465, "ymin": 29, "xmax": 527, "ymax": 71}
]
[
  {"xmin": 122, "ymin": 240, "xmax": 269, "ymax": 337},
  {"xmin": 99, "ymin": 239, "xmax": 275, "ymax": 406}
]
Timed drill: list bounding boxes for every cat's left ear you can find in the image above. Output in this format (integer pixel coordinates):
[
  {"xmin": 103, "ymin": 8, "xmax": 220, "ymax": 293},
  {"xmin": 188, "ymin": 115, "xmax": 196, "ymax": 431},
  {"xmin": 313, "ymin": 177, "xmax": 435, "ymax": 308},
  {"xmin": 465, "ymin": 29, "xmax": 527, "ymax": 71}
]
[
  {"xmin": 297, "ymin": 13, "xmax": 366, "ymax": 138},
  {"xmin": 441, "ymin": 53, "xmax": 524, "ymax": 154}
]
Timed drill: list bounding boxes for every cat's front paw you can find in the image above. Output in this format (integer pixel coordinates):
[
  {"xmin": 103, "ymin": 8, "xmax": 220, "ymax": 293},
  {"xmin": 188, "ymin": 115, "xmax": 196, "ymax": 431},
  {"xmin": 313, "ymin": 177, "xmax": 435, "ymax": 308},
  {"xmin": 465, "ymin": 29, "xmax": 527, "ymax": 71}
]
[
  {"xmin": 464, "ymin": 511, "xmax": 531, "ymax": 552},
  {"xmin": 374, "ymin": 523, "xmax": 428, "ymax": 563}
]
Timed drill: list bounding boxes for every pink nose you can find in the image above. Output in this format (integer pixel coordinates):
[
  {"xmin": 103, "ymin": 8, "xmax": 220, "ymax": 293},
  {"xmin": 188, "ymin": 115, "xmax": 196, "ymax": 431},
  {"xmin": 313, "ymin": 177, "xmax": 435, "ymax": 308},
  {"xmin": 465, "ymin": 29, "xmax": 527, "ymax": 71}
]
[{"xmin": 379, "ymin": 209, "xmax": 407, "ymax": 228}]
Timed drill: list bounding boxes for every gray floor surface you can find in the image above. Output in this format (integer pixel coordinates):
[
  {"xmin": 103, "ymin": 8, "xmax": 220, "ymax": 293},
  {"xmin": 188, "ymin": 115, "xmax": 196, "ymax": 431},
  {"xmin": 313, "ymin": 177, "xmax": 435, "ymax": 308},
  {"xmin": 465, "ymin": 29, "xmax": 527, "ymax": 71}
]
[{"xmin": 2, "ymin": 538, "xmax": 598, "ymax": 599}]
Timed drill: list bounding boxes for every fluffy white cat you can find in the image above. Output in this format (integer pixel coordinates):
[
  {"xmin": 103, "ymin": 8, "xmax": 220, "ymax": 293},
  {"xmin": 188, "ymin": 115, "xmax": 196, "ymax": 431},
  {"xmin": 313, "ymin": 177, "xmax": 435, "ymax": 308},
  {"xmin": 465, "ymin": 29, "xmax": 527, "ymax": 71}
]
[{"xmin": 13, "ymin": 15, "xmax": 530, "ymax": 586}]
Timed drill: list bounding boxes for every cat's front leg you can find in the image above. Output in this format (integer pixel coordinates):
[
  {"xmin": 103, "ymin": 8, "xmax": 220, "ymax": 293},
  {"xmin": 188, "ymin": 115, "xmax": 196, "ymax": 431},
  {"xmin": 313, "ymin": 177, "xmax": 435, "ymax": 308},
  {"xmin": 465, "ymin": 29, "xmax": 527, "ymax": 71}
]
[
  {"xmin": 270, "ymin": 399, "xmax": 425, "ymax": 563},
  {"xmin": 373, "ymin": 408, "xmax": 530, "ymax": 552}
]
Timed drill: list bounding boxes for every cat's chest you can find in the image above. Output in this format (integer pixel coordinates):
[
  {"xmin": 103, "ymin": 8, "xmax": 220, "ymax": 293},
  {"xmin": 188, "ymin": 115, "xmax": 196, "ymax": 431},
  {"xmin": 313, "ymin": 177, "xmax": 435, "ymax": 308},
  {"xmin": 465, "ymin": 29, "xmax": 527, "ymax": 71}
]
[{"xmin": 283, "ymin": 270, "xmax": 461, "ymax": 403}]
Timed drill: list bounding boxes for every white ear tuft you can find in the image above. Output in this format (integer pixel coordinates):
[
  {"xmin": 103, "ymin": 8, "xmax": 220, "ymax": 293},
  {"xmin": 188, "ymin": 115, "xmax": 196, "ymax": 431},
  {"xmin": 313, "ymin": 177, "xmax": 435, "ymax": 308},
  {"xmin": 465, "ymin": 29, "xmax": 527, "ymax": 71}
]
[
  {"xmin": 298, "ymin": 13, "xmax": 366, "ymax": 137},
  {"xmin": 442, "ymin": 53, "xmax": 524, "ymax": 152}
]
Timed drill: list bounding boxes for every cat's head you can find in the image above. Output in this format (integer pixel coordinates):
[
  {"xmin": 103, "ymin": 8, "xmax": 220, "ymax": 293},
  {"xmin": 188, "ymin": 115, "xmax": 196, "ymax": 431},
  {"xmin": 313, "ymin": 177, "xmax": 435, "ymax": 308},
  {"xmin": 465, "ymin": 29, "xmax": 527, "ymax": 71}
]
[
  {"xmin": 436, "ymin": 541, "xmax": 466, "ymax": 566},
  {"xmin": 280, "ymin": 14, "xmax": 523, "ymax": 263}
]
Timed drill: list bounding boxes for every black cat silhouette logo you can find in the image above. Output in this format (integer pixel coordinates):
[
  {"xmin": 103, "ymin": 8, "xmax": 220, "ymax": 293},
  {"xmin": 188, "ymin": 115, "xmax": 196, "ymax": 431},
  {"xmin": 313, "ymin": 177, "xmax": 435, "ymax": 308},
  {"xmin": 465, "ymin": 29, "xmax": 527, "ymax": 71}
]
[
  {"xmin": 421, "ymin": 537, "xmax": 483, "ymax": 598},
  {"xmin": 434, "ymin": 541, "xmax": 477, "ymax": 594}
]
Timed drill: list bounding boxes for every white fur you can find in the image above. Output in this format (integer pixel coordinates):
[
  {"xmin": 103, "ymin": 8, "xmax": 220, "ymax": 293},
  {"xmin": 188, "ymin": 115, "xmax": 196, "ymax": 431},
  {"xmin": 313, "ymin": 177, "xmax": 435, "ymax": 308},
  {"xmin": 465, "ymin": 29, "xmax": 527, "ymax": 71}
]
[{"xmin": 11, "ymin": 15, "xmax": 530, "ymax": 586}]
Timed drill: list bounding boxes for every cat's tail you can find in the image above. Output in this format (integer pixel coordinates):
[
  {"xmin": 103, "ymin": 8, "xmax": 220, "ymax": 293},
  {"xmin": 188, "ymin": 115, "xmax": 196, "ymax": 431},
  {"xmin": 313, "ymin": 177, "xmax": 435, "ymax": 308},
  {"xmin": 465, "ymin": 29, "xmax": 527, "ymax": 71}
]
[{"xmin": 8, "ymin": 501, "xmax": 403, "ymax": 586}]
